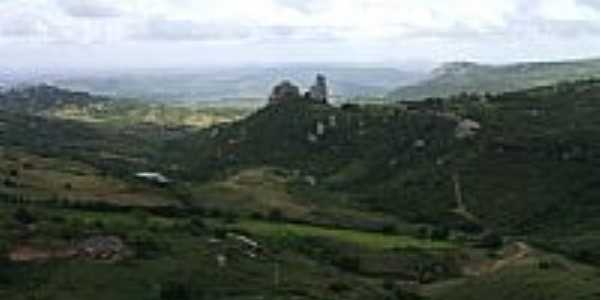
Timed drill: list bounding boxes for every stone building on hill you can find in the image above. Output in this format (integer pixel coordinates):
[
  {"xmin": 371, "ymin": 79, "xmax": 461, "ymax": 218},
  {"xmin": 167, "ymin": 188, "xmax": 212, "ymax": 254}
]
[
  {"xmin": 269, "ymin": 74, "xmax": 329, "ymax": 105},
  {"xmin": 309, "ymin": 74, "xmax": 328, "ymax": 104}
]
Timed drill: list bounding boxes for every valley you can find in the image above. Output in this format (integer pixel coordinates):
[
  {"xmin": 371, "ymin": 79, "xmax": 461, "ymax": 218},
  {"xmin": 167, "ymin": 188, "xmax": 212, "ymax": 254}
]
[{"xmin": 1, "ymin": 76, "xmax": 600, "ymax": 299}]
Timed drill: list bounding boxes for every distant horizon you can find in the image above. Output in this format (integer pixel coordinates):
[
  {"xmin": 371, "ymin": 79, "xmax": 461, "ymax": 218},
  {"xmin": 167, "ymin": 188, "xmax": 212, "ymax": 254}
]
[{"xmin": 2, "ymin": 54, "xmax": 600, "ymax": 74}]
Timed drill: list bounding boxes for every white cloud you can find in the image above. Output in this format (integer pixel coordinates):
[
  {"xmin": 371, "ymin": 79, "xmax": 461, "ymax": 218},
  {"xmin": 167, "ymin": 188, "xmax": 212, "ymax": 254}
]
[
  {"xmin": 133, "ymin": 18, "xmax": 252, "ymax": 41},
  {"xmin": 57, "ymin": 0, "xmax": 126, "ymax": 18},
  {"xmin": 537, "ymin": 0, "xmax": 600, "ymax": 21},
  {"xmin": 2, "ymin": 0, "xmax": 600, "ymax": 67},
  {"xmin": 2, "ymin": 0, "xmax": 600, "ymax": 43}
]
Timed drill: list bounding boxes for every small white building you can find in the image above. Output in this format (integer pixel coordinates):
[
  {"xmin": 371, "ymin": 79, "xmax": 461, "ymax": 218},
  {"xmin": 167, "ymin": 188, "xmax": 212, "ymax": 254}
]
[{"xmin": 135, "ymin": 172, "xmax": 171, "ymax": 185}]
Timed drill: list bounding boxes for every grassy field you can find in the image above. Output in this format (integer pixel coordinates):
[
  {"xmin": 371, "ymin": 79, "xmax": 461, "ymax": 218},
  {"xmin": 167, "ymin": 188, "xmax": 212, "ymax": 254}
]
[
  {"xmin": 0, "ymin": 150, "xmax": 177, "ymax": 206},
  {"xmin": 49, "ymin": 102, "xmax": 251, "ymax": 129},
  {"xmin": 428, "ymin": 257, "xmax": 600, "ymax": 300},
  {"xmin": 234, "ymin": 220, "xmax": 454, "ymax": 251},
  {"xmin": 188, "ymin": 168, "xmax": 313, "ymax": 217},
  {"xmin": 0, "ymin": 202, "xmax": 413, "ymax": 300}
]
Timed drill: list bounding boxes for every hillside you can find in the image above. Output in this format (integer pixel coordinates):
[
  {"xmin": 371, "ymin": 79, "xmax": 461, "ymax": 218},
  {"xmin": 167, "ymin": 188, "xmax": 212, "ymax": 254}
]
[
  {"xmin": 169, "ymin": 79, "xmax": 600, "ymax": 263},
  {"xmin": 2, "ymin": 81, "xmax": 600, "ymax": 299},
  {"xmin": 0, "ymin": 84, "xmax": 110, "ymax": 113},
  {"xmin": 389, "ymin": 58, "xmax": 600, "ymax": 100}
]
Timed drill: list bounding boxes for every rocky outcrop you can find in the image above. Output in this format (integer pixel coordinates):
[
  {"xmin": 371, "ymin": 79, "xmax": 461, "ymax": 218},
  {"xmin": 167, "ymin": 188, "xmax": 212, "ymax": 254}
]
[
  {"xmin": 269, "ymin": 80, "xmax": 301, "ymax": 104},
  {"xmin": 77, "ymin": 236, "xmax": 128, "ymax": 260},
  {"xmin": 455, "ymin": 119, "xmax": 481, "ymax": 139},
  {"xmin": 8, "ymin": 235, "xmax": 130, "ymax": 263}
]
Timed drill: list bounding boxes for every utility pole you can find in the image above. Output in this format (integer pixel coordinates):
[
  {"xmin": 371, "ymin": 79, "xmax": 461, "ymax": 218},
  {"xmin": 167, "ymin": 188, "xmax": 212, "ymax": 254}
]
[
  {"xmin": 274, "ymin": 261, "xmax": 280, "ymax": 288},
  {"xmin": 453, "ymin": 173, "xmax": 464, "ymax": 211}
]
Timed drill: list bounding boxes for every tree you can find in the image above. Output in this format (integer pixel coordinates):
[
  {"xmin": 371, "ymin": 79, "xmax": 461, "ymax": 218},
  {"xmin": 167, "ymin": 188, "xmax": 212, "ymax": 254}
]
[
  {"xmin": 13, "ymin": 207, "xmax": 35, "ymax": 225},
  {"xmin": 268, "ymin": 208, "xmax": 284, "ymax": 222},
  {"xmin": 160, "ymin": 280, "xmax": 191, "ymax": 300},
  {"xmin": 430, "ymin": 226, "xmax": 450, "ymax": 241},
  {"xmin": 130, "ymin": 231, "xmax": 165, "ymax": 259},
  {"xmin": 478, "ymin": 231, "xmax": 503, "ymax": 248}
]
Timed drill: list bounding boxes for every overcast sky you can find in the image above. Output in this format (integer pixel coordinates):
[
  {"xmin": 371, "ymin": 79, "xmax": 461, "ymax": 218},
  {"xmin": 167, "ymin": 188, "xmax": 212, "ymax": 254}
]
[{"xmin": 2, "ymin": 0, "xmax": 600, "ymax": 69}]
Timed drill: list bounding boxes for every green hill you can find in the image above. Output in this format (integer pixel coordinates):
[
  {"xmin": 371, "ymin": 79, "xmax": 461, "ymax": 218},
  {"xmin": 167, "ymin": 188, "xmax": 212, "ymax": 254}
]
[
  {"xmin": 0, "ymin": 84, "xmax": 110, "ymax": 112},
  {"xmin": 169, "ymin": 79, "xmax": 600, "ymax": 262},
  {"xmin": 3, "ymin": 81, "xmax": 600, "ymax": 299},
  {"xmin": 389, "ymin": 58, "xmax": 600, "ymax": 100}
]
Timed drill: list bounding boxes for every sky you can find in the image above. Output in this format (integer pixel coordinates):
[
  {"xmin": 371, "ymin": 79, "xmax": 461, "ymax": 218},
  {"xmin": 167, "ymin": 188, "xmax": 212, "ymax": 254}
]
[{"xmin": 2, "ymin": 0, "xmax": 600, "ymax": 69}]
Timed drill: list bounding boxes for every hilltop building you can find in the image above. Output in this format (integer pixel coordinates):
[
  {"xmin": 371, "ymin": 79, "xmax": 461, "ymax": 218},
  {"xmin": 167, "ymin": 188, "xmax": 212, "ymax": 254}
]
[
  {"xmin": 269, "ymin": 74, "xmax": 329, "ymax": 105},
  {"xmin": 309, "ymin": 74, "xmax": 328, "ymax": 104}
]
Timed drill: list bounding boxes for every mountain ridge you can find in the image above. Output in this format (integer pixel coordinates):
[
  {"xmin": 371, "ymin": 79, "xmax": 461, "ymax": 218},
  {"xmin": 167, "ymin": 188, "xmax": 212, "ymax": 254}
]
[{"xmin": 389, "ymin": 57, "xmax": 600, "ymax": 100}]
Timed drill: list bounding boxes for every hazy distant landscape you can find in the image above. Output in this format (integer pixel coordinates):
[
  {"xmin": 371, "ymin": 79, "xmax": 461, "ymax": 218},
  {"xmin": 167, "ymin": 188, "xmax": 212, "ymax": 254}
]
[
  {"xmin": 7, "ymin": 57, "xmax": 600, "ymax": 106},
  {"xmin": 0, "ymin": 65, "xmax": 427, "ymax": 103}
]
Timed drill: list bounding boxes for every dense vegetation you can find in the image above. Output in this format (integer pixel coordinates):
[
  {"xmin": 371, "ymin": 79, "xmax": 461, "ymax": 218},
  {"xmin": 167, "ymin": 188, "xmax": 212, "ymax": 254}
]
[
  {"xmin": 175, "ymin": 79, "xmax": 600, "ymax": 256},
  {"xmin": 2, "ymin": 80, "xmax": 600, "ymax": 299}
]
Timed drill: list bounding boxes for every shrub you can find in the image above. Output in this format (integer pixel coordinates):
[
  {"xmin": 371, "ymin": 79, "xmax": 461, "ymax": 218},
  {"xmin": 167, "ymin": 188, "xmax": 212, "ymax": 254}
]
[
  {"xmin": 478, "ymin": 231, "xmax": 503, "ymax": 249},
  {"xmin": 13, "ymin": 207, "xmax": 35, "ymax": 225},
  {"xmin": 129, "ymin": 231, "xmax": 167, "ymax": 259},
  {"xmin": 430, "ymin": 226, "xmax": 450, "ymax": 241},
  {"xmin": 93, "ymin": 220, "xmax": 105, "ymax": 230},
  {"xmin": 267, "ymin": 208, "xmax": 284, "ymax": 222},
  {"xmin": 249, "ymin": 211, "xmax": 264, "ymax": 220},
  {"xmin": 213, "ymin": 227, "xmax": 228, "ymax": 239},
  {"xmin": 160, "ymin": 280, "xmax": 191, "ymax": 300},
  {"xmin": 208, "ymin": 208, "xmax": 222, "ymax": 218},
  {"xmin": 380, "ymin": 223, "xmax": 397, "ymax": 235},
  {"xmin": 416, "ymin": 226, "xmax": 429, "ymax": 239},
  {"xmin": 3, "ymin": 179, "xmax": 18, "ymax": 188},
  {"xmin": 188, "ymin": 217, "xmax": 207, "ymax": 236},
  {"xmin": 329, "ymin": 281, "xmax": 352, "ymax": 293},
  {"xmin": 60, "ymin": 217, "xmax": 85, "ymax": 240},
  {"xmin": 334, "ymin": 255, "xmax": 361, "ymax": 273},
  {"xmin": 223, "ymin": 211, "xmax": 239, "ymax": 224},
  {"xmin": 394, "ymin": 289, "xmax": 423, "ymax": 300},
  {"xmin": 382, "ymin": 279, "xmax": 395, "ymax": 291},
  {"xmin": 132, "ymin": 210, "xmax": 150, "ymax": 226},
  {"xmin": 538, "ymin": 260, "xmax": 552, "ymax": 270},
  {"xmin": 341, "ymin": 103, "xmax": 360, "ymax": 111}
]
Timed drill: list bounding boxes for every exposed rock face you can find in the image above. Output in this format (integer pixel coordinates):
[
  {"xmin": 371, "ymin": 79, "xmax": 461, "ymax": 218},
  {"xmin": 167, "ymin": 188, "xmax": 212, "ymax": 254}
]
[
  {"xmin": 8, "ymin": 235, "xmax": 129, "ymax": 263},
  {"xmin": 77, "ymin": 236, "xmax": 128, "ymax": 260},
  {"xmin": 328, "ymin": 115, "xmax": 337, "ymax": 127},
  {"xmin": 9, "ymin": 246, "xmax": 75, "ymax": 262},
  {"xmin": 316, "ymin": 121, "xmax": 326, "ymax": 136},
  {"xmin": 309, "ymin": 74, "xmax": 328, "ymax": 103},
  {"xmin": 269, "ymin": 80, "xmax": 301, "ymax": 104},
  {"xmin": 455, "ymin": 119, "xmax": 481, "ymax": 139}
]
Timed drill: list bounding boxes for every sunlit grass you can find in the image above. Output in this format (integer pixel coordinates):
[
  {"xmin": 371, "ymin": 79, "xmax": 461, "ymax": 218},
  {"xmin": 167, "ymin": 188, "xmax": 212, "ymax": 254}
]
[{"xmin": 235, "ymin": 220, "xmax": 454, "ymax": 250}]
